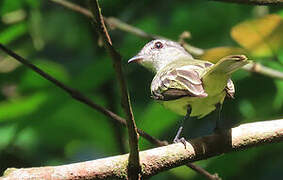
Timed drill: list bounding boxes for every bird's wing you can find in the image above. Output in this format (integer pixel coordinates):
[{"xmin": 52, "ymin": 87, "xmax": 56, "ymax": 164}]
[
  {"xmin": 200, "ymin": 61, "xmax": 236, "ymax": 98},
  {"xmin": 202, "ymin": 55, "xmax": 248, "ymax": 96},
  {"xmin": 151, "ymin": 65, "xmax": 208, "ymax": 101},
  {"xmin": 225, "ymin": 78, "xmax": 235, "ymax": 98}
]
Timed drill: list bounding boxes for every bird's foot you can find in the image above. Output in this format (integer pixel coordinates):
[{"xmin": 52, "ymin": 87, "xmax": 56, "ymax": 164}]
[
  {"xmin": 173, "ymin": 137, "xmax": 187, "ymax": 149},
  {"xmin": 173, "ymin": 126, "xmax": 187, "ymax": 149}
]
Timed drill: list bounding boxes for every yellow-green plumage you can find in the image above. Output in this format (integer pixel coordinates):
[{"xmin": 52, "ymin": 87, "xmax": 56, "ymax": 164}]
[
  {"xmin": 128, "ymin": 39, "xmax": 249, "ymax": 119},
  {"xmin": 154, "ymin": 56, "xmax": 248, "ymax": 118},
  {"xmin": 161, "ymin": 92, "xmax": 226, "ymax": 118}
]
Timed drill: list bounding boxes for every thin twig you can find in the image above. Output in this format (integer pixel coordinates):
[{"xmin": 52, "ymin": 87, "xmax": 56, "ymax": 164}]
[
  {"xmin": 243, "ymin": 62, "xmax": 283, "ymax": 79},
  {"xmin": 50, "ymin": 0, "xmax": 93, "ymax": 17},
  {"xmin": 187, "ymin": 163, "xmax": 221, "ymax": 180},
  {"xmin": 2, "ymin": 118, "xmax": 283, "ymax": 180},
  {"xmin": 88, "ymin": 1, "xmax": 140, "ymax": 179},
  {"xmin": 49, "ymin": 0, "xmax": 283, "ymax": 80},
  {"xmin": 105, "ymin": 17, "xmax": 164, "ymax": 40}
]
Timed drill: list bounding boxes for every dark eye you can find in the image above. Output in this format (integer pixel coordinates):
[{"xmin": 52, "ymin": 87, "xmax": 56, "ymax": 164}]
[{"xmin": 154, "ymin": 41, "xmax": 163, "ymax": 49}]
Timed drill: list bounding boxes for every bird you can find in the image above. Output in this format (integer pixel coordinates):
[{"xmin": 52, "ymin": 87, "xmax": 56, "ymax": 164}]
[{"xmin": 128, "ymin": 39, "xmax": 249, "ymax": 143}]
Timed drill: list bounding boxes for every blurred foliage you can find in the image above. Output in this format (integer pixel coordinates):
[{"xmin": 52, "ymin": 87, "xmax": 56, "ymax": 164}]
[{"xmin": 0, "ymin": 0, "xmax": 283, "ymax": 179}]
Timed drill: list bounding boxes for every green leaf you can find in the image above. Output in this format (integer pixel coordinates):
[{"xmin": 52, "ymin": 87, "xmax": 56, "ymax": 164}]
[
  {"xmin": 0, "ymin": 22, "xmax": 27, "ymax": 44},
  {"xmin": 0, "ymin": 92, "xmax": 48, "ymax": 122}
]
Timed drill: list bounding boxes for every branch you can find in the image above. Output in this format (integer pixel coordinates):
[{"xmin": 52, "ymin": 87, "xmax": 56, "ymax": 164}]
[
  {"xmin": 212, "ymin": 0, "xmax": 283, "ymax": 5},
  {"xmin": 186, "ymin": 163, "xmax": 221, "ymax": 180},
  {"xmin": 243, "ymin": 62, "xmax": 283, "ymax": 79},
  {"xmin": 49, "ymin": 0, "xmax": 283, "ymax": 80},
  {"xmin": 105, "ymin": 17, "xmax": 164, "ymax": 40},
  {"xmin": 2, "ymin": 119, "xmax": 283, "ymax": 180},
  {"xmin": 88, "ymin": 1, "xmax": 141, "ymax": 179}
]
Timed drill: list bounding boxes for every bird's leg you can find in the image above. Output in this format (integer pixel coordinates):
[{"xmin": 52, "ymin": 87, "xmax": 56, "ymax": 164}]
[
  {"xmin": 173, "ymin": 106, "xmax": 191, "ymax": 147},
  {"xmin": 214, "ymin": 103, "xmax": 223, "ymax": 132}
]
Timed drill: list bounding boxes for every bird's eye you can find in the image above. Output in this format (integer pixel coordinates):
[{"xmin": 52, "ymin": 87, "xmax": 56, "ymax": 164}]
[{"xmin": 154, "ymin": 41, "xmax": 163, "ymax": 49}]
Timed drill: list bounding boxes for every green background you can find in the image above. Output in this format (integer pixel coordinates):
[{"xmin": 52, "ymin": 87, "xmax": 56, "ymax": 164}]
[{"xmin": 0, "ymin": 0, "xmax": 283, "ymax": 179}]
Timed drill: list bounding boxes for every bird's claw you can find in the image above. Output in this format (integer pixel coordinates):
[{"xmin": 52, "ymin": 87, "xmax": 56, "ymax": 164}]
[{"xmin": 173, "ymin": 137, "xmax": 187, "ymax": 149}]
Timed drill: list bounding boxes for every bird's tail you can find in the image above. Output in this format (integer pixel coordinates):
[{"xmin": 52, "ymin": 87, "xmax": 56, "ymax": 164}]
[{"xmin": 202, "ymin": 55, "xmax": 250, "ymax": 96}]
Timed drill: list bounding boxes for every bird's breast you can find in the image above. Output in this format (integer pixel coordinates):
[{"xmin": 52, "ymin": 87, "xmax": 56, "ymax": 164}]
[{"xmin": 160, "ymin": 92, "xmax": 226, "ymax": 118}]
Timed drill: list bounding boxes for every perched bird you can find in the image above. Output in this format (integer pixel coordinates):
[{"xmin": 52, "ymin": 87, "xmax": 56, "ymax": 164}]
[{"xmin": 128, "ymin": 39, "xmax": 249, "ymax": 143}]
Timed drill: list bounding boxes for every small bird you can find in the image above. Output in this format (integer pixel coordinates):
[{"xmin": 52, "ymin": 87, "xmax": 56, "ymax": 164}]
[{"xmin": 128, "ymin": 39, "xmax": 249, "ymax": 143}]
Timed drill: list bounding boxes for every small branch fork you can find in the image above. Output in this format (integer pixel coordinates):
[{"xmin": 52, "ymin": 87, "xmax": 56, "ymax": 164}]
[{"xmin": 2, "ymin": 119, "xmax": 283, "ymax": 180}]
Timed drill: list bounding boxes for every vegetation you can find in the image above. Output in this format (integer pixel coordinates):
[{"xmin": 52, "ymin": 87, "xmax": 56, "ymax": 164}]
[{"xmin": 0, "ymin": 0, "xmax": 282, "ymax": 179}]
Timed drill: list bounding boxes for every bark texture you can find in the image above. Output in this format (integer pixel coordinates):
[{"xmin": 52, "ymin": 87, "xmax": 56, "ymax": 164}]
[{"xmin": 2, "ymin": 119, "xmax": 283, "ymax": 180}]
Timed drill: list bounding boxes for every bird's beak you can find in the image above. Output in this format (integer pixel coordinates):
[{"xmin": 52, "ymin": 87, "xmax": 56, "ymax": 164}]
[{"xmin": 128, "ymin": 55, "xmax": 144, "ymax": 63}]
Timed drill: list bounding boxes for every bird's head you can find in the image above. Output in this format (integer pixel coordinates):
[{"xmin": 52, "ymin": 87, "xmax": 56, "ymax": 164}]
[{"xmin": 128, "ymin": 39, "xmax": 193, "ymax": 72}]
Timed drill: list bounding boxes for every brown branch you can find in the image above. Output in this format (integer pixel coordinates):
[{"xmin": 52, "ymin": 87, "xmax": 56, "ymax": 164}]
[
  {"xmin": 212, "ymin": 0, "xmax": 283, "ymax": 5},
  {"xmin": 50, "ymin": 0, "xmax": 93, "ymax": 17},
  {"xmin": 49, "ymin": 0, "xmax": 283, "ymax": 80},
  {"xmin": 2, "ymin": 119, "xmax": 283, "ymax": 180},
  {"xmin": 88, "ymin": 1, "xmax": 140, "ymax": 179}
]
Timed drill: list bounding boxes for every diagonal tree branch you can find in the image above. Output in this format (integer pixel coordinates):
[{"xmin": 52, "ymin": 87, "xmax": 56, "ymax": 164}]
[
  {"xmin": 49, "ymin": 0, "xmax": 283, "ymax": 80},
  {"xmin": 2, "ymin": 119, "xmax": 283, "ymax": 180},
  {"xmin": 0, "ymin": 43, "xmax": 165, "ymax": 146}
]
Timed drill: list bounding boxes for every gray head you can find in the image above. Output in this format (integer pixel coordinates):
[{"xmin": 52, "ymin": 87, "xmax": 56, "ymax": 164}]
[{"xmin": 128, "ymin": 39, "xmax": 193, "ymax": 72}]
